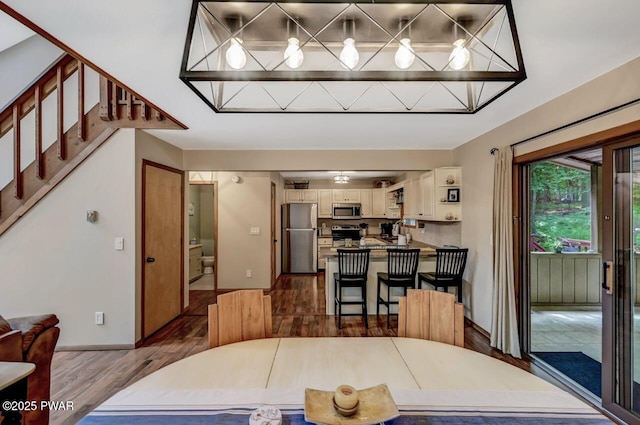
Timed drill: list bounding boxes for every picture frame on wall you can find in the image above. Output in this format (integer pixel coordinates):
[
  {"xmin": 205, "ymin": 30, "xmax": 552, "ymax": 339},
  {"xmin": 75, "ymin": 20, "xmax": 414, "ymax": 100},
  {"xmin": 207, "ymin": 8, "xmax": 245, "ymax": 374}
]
[{"xmin": 447, "ymin": 188, "xmax": 460, "ymax": 203}]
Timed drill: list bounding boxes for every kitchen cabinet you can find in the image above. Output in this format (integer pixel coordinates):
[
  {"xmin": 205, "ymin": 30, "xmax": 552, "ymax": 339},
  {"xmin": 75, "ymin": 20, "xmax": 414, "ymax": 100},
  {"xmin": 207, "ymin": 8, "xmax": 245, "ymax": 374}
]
[
  {"xmin": 420, "ymin": 171, "xmax": 435, "ymax": 219},
  {"xmin": 386, "ymin": 186, "xmax": 402, "ymax": 219},
  {"xmin": 403, "ymin": 177, "xmax": 421, "ymax": 219},
  {"xmin": 188, "ymin": 245, "xmax": 203, "ymax": 282},
  {"xmin": 403, "ymin": 172, "xmax": 435, "ymax": 220},
  {"xmin": 433, "ymin": 167, "xmax": 461, "ymax": 221},
  {"xmin": 318, "ymin": 189, "xmax": 333, "ymax": 218},
  {"xmin": 372, "ymin": 188, "xmax": 387, "ymax": 217},
  {"xmin": 285, "ymin": 189, "xmax": 318, "ymax": 203},
  {"xmin": 317, "ymin": 236, "xmax": 333, "ymax": 270},
  {"xmin": 332, "ymin": 189, "xmax": 360, "ymax": 203},
  {"xmin": 360, "ymin": 189, "xmax": 372, "ymax": 217}
]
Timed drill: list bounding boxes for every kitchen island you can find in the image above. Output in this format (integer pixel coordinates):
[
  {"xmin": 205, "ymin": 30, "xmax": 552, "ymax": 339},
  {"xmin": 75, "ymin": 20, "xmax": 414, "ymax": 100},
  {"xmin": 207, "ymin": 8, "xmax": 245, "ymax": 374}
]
[{"xmin": 324, "ymin": 238, "xmax": 437, "ymax": 315}]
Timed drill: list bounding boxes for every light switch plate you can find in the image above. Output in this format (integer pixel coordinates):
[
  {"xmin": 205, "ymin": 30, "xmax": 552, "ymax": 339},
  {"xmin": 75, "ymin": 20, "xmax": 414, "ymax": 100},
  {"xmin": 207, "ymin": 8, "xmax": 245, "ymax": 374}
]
[
  {"xmin": 114, "ymin": 237, "xmax": 124, "ymax": 250},
  {"xmin": 250, "ymin": 227, "xmax": 261, "ymax": 235}
]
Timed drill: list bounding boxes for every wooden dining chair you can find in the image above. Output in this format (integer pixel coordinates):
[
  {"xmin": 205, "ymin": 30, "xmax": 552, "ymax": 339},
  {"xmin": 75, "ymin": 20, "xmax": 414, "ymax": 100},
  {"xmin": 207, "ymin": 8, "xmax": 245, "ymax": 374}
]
[
  {"xmin": 377, "ymin": 249, "xmax": 421, "ymax": 328},
  {"xmin": 418, "ymin": 248, "xmax": 468, "ymax": 303},
  {"xmin": 334, "ymin": 248, "xmax": 371, "ymax": 329},
  {"xmin": 208, "ymin": 289, "xmax": 272, "ymax": 348},
  {"xmin": 398, "ymin": 289, "xmax": 464, "ymax": 347}
]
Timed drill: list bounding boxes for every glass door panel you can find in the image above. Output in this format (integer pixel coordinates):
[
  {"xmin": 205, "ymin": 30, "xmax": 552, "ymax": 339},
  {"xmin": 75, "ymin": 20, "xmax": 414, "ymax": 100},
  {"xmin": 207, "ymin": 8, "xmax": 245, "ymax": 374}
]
[
  {"xmin": 528, "ymin": 157, "xmax": 603, "ymax": 398},
  {"xmin": 602, "ymin": 140, "xmax": 640, "ymax": 422}
]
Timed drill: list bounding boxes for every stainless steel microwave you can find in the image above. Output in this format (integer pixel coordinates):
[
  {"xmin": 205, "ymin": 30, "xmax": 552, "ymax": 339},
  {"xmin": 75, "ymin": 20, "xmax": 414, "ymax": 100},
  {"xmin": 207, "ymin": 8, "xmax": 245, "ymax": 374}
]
[{"xmin": 332, "ymin": 203, "xmax": 362, "ymax": 220}]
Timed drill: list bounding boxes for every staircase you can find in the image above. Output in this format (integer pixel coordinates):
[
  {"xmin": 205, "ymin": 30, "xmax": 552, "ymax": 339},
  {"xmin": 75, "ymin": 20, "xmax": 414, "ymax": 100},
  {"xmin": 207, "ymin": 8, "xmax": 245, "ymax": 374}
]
[{"xmin": 0, "ymin": 53, "xmax": 184, "ymax": 236}]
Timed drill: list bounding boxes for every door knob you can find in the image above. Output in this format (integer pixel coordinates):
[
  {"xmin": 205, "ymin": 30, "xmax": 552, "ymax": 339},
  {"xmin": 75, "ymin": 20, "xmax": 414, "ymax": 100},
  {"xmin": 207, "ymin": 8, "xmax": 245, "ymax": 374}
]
[{"xmin": 146, "ymin": 257, "xmax": 156, "ymax": 263}]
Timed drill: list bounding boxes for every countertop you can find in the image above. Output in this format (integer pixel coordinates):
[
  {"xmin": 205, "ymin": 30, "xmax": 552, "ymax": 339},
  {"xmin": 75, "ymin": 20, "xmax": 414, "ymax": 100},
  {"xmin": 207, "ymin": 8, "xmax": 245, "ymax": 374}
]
[
  {"xmin": 188, "ymin": 244, "xmax": 202, "ymax": 249},
  {"xmin": 321, "ymin": 237, "xmax": 437, "ymax": 259}
]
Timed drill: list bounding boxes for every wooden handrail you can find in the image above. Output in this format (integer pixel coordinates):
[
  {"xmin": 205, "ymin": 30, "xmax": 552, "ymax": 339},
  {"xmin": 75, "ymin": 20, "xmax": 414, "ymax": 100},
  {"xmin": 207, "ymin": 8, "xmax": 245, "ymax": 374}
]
[{"xmin": 0, "ymin": 54, "xmax": 77, "ymax": 138}]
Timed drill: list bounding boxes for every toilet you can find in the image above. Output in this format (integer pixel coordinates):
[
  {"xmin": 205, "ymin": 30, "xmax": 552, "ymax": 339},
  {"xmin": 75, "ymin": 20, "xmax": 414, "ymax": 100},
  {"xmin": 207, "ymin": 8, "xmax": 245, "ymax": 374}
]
[{"xmin": 201, "ymin": 256, "xmax": 215, "ymax": 274}]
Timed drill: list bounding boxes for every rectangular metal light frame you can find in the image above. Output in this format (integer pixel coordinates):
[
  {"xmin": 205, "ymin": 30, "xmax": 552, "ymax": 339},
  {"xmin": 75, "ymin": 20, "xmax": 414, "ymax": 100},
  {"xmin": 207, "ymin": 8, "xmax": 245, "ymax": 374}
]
[{"xmin": 179, "ymin": 0, "xmax": 526, "ymax": 113}]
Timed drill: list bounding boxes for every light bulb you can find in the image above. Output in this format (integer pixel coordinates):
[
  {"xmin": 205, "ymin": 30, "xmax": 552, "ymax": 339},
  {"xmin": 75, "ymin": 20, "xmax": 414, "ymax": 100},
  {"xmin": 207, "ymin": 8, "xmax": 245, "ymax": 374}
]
[
  {"xmin": 394, "ymin": 38, "xmax": 415, "ymax": 69},
  {"xmin": 339, "ymin": 38, "xmax": 359, "ymax": 70},
  {"xmin": 225, "ymin": 38, "xmax": 247, "ymax": 70},
  {"xmin": 284, "ymin": 37, "xmax": 304, "ymax": 69},
  {"xmin": 449, "ymin": 39, "xmax": 470, "ymax": 70}
]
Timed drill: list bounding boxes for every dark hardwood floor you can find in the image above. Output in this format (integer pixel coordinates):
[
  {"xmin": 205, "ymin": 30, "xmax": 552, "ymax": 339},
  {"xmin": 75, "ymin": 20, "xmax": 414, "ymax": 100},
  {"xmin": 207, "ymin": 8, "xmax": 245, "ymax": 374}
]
[{"xmin": 48, "ymin": 273, "xmax": 530, "ymax": 424}]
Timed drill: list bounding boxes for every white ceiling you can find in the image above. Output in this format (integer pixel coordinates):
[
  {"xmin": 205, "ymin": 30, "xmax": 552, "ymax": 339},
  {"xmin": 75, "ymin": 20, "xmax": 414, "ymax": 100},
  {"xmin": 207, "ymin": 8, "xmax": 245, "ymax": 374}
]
[{"xmin": 3, "ymin": 0, "xmax": 640, "ymax": 150}]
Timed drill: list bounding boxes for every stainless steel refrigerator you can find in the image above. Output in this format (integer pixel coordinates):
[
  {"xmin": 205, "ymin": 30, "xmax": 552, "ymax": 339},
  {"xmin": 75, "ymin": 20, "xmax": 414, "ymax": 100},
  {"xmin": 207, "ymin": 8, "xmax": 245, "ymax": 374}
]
[{"xmin": 282, "ymin": 203, "xmax": 318, "ymax": 273}]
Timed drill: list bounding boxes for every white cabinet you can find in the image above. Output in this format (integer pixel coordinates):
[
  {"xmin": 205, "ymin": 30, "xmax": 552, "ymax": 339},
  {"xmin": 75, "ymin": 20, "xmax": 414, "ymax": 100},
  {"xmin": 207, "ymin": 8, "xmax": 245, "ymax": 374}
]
[
  {"xmin": 434, "ymin": 167, "xmax": 461, "ymax": 221},
  {"xmin": 372, "ymin": 188, "xmax": 387, "ymax": 217},
  {"xmin": 318, "ymin": 189, "xmax": 333, "ymax": 218},
  {"xmin": 332, "ymin": 189, "xmax": 360, "ymax": 203},
  {"xmin": 360, "ymin": 189, "xmax": 372, "ymax": 217},
  {"xmin": 285, "ymin": 189, "xmax": 318, "ymax": 203},
  {"xmin": 188, "ymin": 246, "xmax": 203, "ymax": 282},
  {"xmin": 420, "ymin": 171, "xmax": 434, "ymax": 220},
  {"xmin": 403, "ymin": 178, "xmax": 421, "ymax": 219},
  {"xmin": 386, "ymin": 185, "xmax": 403, "ymax": 219},
  {"xmin": 318, "ymin": 236, "xmax": 333, "ymax": 269}
]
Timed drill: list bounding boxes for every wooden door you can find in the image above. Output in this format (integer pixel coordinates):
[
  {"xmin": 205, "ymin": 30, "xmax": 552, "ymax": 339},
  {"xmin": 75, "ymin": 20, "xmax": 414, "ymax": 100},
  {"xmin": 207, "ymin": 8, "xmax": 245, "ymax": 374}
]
[
  {"xmin": 142, "ymin": 160, "xmax": 184, "ymax": 338},
  {"xmin": 271, "ymin": 182, "xmax": 277, "ymax": 287}
]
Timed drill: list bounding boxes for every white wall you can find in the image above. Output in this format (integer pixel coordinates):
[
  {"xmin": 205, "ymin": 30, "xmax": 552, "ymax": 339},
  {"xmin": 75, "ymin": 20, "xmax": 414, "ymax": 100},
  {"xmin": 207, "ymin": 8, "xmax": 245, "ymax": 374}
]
[
  {"xmin": 189, "ymin": 172, "xmax": 273, "ymax": 289},
  {"xmin": 184, "ymin": 150, "xmax": 452, "ymax": 171},
  {"xmin": 0, "ymin": 34, "xmax": 62, "ymax": 107},
  {"xmin": 454, "ymin": 56, "xmax": 640, "ymax": 333},
  {"xmin": 0, "ymin": 129, "xmax": 136, "ymax": 348}
]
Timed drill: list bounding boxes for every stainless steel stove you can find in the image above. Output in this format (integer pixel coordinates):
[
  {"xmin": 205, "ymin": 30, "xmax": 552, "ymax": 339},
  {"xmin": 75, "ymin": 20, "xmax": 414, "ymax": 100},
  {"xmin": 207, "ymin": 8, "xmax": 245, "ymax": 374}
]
[{"xmin": 331, "ymin": 225, "xmax": 360, "ymax": 241}]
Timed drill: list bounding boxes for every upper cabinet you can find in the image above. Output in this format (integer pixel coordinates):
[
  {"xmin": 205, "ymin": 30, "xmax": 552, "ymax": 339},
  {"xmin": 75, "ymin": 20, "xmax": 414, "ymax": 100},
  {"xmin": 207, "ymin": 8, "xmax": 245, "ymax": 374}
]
[
  {"xmin": 285, "ymin": 189, "xmax": 318, "ymax": 203},
  {"xmin": 403, "ymin": 172, "xmax": 433, "ymax": 220},
  {"xmin": 360, "ymin": 189, "xmax": 372, "ymax": 218},
  {"xmin": 433, "ymin": 167, "xmax": 461, "ymax": 222},
  {"xmin": 371, "ymin": 188, "xmax": 387, "ymax": 217},
  {"xmin": 318, "ymin": 189, "xmax": 333, "ymax": 218},
  {"xmin": 332, "ymin": 189, "xmax": 360, "ymax": 203}
]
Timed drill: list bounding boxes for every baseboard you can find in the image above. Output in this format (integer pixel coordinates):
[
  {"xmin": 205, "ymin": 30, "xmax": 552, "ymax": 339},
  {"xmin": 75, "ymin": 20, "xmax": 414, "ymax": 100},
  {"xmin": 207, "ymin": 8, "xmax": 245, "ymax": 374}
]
[
  {"xmin": 464, "ymin": 317, "xmax": 490, "ymax": 339},
  {"xmin": 216, "ymin": 288, "xmax": 271, "ymax": 295},
  {"xmin": 56, "ymin": 344, "xmax": 134, "ymax": 351}
]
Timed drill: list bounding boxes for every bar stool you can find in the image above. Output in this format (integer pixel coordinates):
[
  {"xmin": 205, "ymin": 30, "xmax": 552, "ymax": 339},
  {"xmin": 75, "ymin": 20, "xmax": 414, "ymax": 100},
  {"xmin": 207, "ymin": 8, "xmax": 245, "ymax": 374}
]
[
  {"xmin": 418, "ymin": 248, "xmax": 468, "ymax": 303},
  {"xmin": 334, "ymin": 249, "xmax": 371, "ymax": 329},
  {"xmin": 376, "ymin": 248, "xmax": 420, "ymax": 328}
]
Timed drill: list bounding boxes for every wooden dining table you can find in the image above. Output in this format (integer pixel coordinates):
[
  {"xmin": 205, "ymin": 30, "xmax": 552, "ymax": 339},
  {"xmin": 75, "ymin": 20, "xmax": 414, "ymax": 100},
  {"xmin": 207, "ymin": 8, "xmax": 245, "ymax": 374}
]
[{"xmin": 78, "ymin": 337, "xmax": 611, "ymax": 424}]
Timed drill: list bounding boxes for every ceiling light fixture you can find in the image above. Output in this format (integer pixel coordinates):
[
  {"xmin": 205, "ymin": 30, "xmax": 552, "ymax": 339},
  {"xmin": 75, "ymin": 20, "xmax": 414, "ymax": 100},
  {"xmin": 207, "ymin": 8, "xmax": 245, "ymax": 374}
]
[
  {"xmin": 339, "ymin": 20, "xmax": 359, "ymax": 70},
  {"xmin": 181, "ymin": 0, "xmax": 526, "ymax": 113},
  {"xmin": 226, "ymin": 38, "xmax": 247, "ymax": 69},
  {"xmin": 394, "ymin": 20, "xmax": 415, "ymax": 69},
  {"xmin": 448, "ymin": 18, "xmax": 471, "ymax": 70},
  {"xmin": 224, "ymin": 17, "xmax": 247, "ymax": 70},
  {"xmin": 334, "ymin": 173, "xmax": 350, "ymax": 184},
  {"xmin": 284, "ymin": 19, "xmax": 304, "ymax": 69}
]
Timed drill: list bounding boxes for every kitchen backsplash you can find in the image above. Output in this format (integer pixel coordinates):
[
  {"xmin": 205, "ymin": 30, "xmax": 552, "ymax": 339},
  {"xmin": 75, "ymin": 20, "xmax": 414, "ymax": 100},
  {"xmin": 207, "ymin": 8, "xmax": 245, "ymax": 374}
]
[
  {"xmin": 409, "ymin": 222, "xmax": 462, "ymax": 248},
  {"xmin": 318, "ymin": 217, "xmax": 462, "ymax": 248}
]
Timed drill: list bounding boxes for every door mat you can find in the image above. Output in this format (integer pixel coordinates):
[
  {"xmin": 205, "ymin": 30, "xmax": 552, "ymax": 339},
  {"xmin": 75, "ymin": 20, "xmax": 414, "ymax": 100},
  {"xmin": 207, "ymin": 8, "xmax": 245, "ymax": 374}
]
[{"xmin": 533, "ymin": 350, "xmax": 640, "ymax": 408}]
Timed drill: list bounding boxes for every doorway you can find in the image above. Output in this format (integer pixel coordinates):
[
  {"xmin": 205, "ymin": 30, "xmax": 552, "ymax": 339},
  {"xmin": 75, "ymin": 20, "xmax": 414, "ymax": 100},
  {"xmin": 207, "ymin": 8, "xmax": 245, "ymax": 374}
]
[
  {"xmin": 601, "ymin": 139, "xmax": 640, "ymax": 420},
  {"xmin": 188, "ymin": 183, "xmax": 216, "ymax": 290},
  {"xmin": 142, "ymin": 160, "xmax": 184, "ymax": 338},
  {"xmin": 524, "ymin": 151, "xmax": 603, "ymax": 400},
  {"xmin": 518, "ymin": 134, "xmax": 640, "ymax": 422},
  {"xmin": 187, "ymin": 182, "xmax": 218, "ymax": 316}
]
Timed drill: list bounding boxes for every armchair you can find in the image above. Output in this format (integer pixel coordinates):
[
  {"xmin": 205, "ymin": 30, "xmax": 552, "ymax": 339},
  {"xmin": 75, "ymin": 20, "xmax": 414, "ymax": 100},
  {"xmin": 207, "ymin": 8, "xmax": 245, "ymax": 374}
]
[{"xmin": 0, "ymin": 314, "xmax": 60, "ymax": 425}]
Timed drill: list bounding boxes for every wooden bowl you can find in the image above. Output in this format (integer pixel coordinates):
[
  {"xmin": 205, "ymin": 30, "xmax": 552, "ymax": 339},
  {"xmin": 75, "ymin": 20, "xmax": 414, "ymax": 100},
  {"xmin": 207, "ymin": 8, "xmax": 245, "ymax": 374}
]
[{"xmin": 333, "ymin": 397, "xmax": 359, "ymax": 417}]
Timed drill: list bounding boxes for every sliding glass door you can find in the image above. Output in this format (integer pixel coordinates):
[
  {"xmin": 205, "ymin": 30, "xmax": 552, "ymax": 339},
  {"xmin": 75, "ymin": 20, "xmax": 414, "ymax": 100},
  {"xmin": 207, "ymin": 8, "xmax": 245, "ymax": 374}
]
[{"xmin": 602, "ymin": 139, "xmax": 640, "ymax": 422}]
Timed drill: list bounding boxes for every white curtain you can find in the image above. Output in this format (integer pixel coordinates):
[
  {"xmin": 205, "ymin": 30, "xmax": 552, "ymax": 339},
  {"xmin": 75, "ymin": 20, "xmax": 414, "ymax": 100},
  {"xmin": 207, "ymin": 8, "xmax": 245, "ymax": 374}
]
[{"xmin": 490, "ymin": 147, "xmax": 522, "ymax": 358}]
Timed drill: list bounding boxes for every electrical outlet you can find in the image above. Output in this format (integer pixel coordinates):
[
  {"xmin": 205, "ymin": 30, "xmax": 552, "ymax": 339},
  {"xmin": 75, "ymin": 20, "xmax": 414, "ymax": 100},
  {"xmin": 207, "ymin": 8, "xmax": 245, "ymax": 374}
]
[
  {"xmin": 95, "ymin": 312, "xmax": 104, "ymax": 325},
  {"xmin": 246, "ymin": 269, "xmax": 252, "ymax": 278}
]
